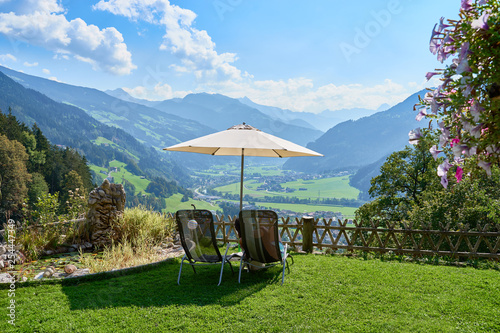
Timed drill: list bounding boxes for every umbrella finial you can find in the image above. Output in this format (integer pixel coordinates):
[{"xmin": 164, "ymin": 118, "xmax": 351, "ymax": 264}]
[{"xmin": 228, "ymin": 123, "xmax": 260, "ymax": 131}]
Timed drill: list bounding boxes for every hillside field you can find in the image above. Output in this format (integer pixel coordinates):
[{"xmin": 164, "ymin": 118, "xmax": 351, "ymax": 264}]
[
  {"xmin": 89, "ymin": 160, "xmax": 150, "ymax": 195},
  {"xmin": 214, "ymin": 175, "xmax": 360, "ymax": 201}
]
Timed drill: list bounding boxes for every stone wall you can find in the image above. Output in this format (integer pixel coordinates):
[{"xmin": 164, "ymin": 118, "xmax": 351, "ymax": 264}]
[{"xmin": 87, "ymin": 179, "xmax": 126, "ymax": 248}]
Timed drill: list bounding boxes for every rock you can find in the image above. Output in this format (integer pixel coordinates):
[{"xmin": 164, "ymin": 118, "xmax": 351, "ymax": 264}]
[
  {"xmin": 43, "ymin": 267, "xmax": 55, "ymax": 277},
  {"xmin": 57, "ymin": 247, "xmax": 69, "ymax": 254},
  {"xmin": 34, "ymin": 272, "xmax": 45, "ymax": 280},
  {"xmin": 45, "ymin": 250, "xmax": 54, "ymax": 256},
  {"xmin": 64, "ymin": 264, "xmax": 77, "ymax": 274},
  {"xmin": 0, "ymin": 273, "xmax": 14, "ymax": 283},
  {"xmin": 88, "ymin": 180, "xmax": 126, "ymax": 249},
  {"xmin": 52, "ymin": 272, "xmax": 66, "ymax": 279},
  {"xmin": 66, "ymin": 268, "xmax": 90, "ymax": 278}
]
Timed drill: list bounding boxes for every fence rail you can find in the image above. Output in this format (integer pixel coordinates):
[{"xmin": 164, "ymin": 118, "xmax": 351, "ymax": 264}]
[
  {"xmin": 5, "ymin": 213, "xmax": 499, "ymax": 260},
  {"xmin": 208, "ymin": 215, "xmax": 500, "ymax": 260}
]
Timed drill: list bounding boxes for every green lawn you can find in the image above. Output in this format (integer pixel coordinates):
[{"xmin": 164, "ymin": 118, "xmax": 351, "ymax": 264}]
[{"xmin": 3, "ymin": 255, "xmax": 499, "ymax": 332}]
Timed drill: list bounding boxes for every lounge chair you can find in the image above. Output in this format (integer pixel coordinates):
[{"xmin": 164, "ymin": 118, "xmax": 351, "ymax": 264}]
[
  {"xmin": 176, "ymin": 209, "xmax": 235, "ymax": 286},
  {"xmin": 238, "ymin": 210, "xmax": 293, "ymax": 285}
]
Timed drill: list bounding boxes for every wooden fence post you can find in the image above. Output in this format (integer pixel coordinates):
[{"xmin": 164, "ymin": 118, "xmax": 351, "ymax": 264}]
[{"xmin": 302, "ymin": 216, "xmax": 314, "ymax": 253}]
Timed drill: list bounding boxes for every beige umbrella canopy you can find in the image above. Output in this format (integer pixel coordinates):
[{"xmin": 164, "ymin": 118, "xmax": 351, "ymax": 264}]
[{"xmin": 163, "ymin": 123, "xmax": 323, "ymax": 210}]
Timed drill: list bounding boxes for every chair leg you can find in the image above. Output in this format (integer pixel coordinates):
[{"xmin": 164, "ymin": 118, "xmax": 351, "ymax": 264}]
[
  {"xmin": 218, "ymin": 261, "xmax": 225, "ymax": 286},
  {"xmin": 178, "ymin": 255, "xmax": 186, "ymax": 285},
  {"xmin": 281, "ymin": 259, "xmax": 286, "ymax": 285},
  {"xmin": 238, "ymin": 256, "xmax": 245, "ymax": 283}
]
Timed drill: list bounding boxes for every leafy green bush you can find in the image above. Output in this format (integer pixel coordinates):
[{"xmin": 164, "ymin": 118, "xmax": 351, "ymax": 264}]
[{"xmin": 408, "ymin": 175, "xmax": 500, "ymax": 230}]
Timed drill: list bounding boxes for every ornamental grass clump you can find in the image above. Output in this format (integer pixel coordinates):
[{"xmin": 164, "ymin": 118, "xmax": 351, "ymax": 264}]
[
  {"xmin": 113, "ymin": 206, "xmax": 175, "ymax": 248},
  {"xmin": 80, "ymin": 207, "xmax": 176, "ymax": 273}
]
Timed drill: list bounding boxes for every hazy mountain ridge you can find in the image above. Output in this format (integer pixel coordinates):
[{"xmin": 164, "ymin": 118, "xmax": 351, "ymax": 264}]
[
  {"xmin": 148, "ymin": 93, "xmax": 324, "ymax": 146},
  {"xmin": 0, "ymin": 70, "xmax": 189, "ymax": 185},
  {"xmin": 238, "ymin": 96, "xmax": 385, "ymax": 132},
  {"xmin": 283, "ymin": 90, "xmax": 424, "ymax": 174},
  {"xmin": 0, "ymin": 66, "xmax": 215, "ymax": 150}
]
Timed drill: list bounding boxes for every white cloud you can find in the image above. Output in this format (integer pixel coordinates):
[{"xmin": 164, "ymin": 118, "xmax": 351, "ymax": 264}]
[
  {"xmin": 0, "ymin": 53, "xmax": 16, "ymax": 62},
  {"xmin": 23, "ymin": 61, "xmax": 38, "ymax": 67},
  {"xmin": 94, "ymin": 0, "xmax": 243, "ymax": 81},
  {"xmin": 0, "ymin": 0, "xmax": 136, "ymax": 75},
  {"xmin": 202, "ymin": 78, "xmax": 413, "ymax": 113},
  {"xmin": 123, "ymin": 82, "xmax": 191, "ymax": 100},
  {"xmin": 123, "ymin": 77, "xmax": 416, "ymax": 112},
  {"xmin": 42, "ymin": 68, "xmax": 50, "ymax": 74}
]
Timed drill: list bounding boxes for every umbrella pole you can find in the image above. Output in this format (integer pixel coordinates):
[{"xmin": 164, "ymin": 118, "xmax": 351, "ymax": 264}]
[{"xmin": 239, "ymin": 149, "xmax": 244, "ymax": 212}]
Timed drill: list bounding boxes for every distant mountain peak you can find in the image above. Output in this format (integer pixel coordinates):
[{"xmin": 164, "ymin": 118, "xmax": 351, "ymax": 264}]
[{"xmin": 376, "ymin": 103, "xmax": 391, "ymax": 112}]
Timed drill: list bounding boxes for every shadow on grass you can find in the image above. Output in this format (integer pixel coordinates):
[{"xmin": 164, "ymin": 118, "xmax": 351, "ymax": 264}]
[{"xmin": 55, "ymin": 258, "xmax": 290, "ymax": 311}]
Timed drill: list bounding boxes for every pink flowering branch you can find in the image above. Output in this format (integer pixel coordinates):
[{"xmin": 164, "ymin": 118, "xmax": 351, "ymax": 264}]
[{"xmin": 411, "ymin": 0, "xmax": 500, "ymax": 187}]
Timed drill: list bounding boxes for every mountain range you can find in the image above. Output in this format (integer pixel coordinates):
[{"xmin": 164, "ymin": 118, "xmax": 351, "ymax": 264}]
[
  {"xmin": 0, "ymin": 70, "xmax": 189, "ymax": 187},
  {"xmin": 0, "ymin": 65, "xmax": 424, "ymax": 199},
  {"xmin": 283, "ymin": 90, "xmax": 423, "ymax": 175}
]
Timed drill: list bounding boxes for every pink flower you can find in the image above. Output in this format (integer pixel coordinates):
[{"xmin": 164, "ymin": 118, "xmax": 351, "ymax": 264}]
[
  {"xmin": 441, "ymin": 175, "xmax": 449, "ymax": 188},
  {"xmin": 429, "ymin": 145, "xmax": 442, "ymax": 160},
  {"xmin": 461, "ymin": 0, "xmax": 472, "ymax": 11},
  {"xmin": 437, "ymin": 17, "xmax": 452, "ymax": 33},
  {"xmin": 455, "ymin": 167, "xmax": 464, "ymax": 182},
  {"xmin": 437, "ymin": 159, "xmax": 451, "ymax": 177},
  {"xmin": 478, "ymin": 160, "xmax": 492, "ymax": 176},
  {"xmin": 470, "ymin": 100, "xmax": 484, "ymax": 122},
  {"xmin": 471, "ymin": 11, "xmax": 490, "ymax": 30},
  {"xmin": 425, "ymin": 72, "xmax": 440, "ymax": 81},
  {"xmin": 438, "ymin": 159, "xmax": 451, "ymax": 188},
  {"xmin": 416, "ymin": 108, "xmax": 427, "ymax": 121}
]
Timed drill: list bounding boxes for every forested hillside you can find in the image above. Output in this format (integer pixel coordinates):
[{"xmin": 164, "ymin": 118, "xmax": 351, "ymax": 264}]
[
  {"xmin": 0, "ymin": 71, "xmax": 188, "ymax": 182},
  {"xmin": 0, "ymin": 111, "xmax": 92, "ymax": 223},
  {"xmin": 0, "ymin": 71, "xmax": 193, "ymax": 214}
]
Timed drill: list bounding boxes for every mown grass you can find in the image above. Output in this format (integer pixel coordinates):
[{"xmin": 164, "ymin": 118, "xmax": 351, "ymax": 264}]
[{"xmin": 2, "ymin": 254, "xmax": 499, "ymax": 332}]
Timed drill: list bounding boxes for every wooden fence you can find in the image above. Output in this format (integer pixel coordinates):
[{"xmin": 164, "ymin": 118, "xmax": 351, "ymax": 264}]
[
  {"xmin": 209, "ymin": 215, "xmax": 500, "ymax": 260},
  {"xmin": 4, "ymin": 213, "xmax": 499, "ymax": 260}
]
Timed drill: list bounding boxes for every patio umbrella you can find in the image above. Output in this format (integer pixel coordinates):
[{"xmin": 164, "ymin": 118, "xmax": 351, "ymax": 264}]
[{"xmin": 163, "ymin": 123, "xmax": 323, "ymax": 210}]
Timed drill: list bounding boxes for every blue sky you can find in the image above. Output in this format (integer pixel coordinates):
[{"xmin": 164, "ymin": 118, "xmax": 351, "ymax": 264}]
[{"xmin": 0, "ymin": 0, "xmax": 459, "ymax": 113}]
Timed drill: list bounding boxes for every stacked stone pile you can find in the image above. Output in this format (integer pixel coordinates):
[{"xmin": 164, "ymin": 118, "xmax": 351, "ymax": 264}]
[
  {"xmin": 87, "ymin": 179, "xmax": 126, "ymax": 248},
  {"xmin": 0, "ymin": 244, "xmax": 24, "ymax": 270}
]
